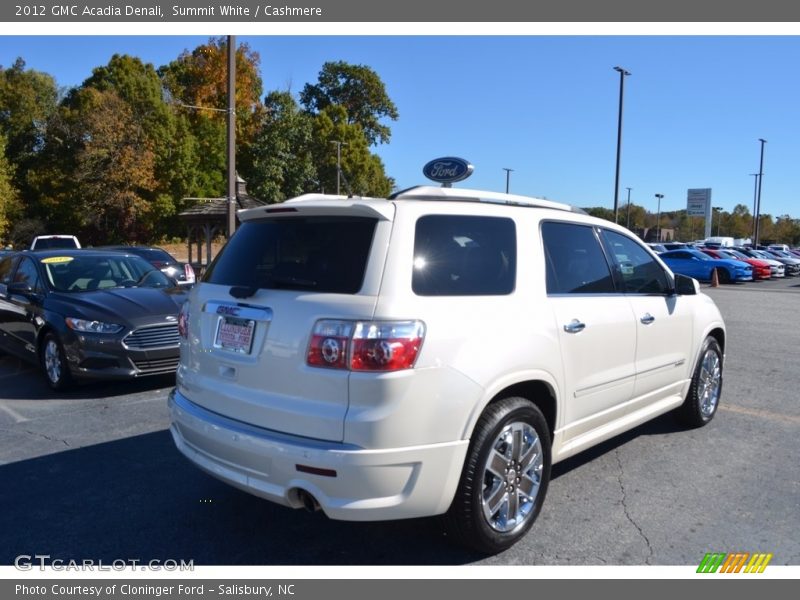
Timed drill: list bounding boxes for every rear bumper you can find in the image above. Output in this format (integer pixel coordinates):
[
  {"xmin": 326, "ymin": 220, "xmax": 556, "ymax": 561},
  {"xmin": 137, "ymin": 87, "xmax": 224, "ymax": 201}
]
[{"xmin": 168, "ymin": 388, "xmax": 468, "ymax": 521}]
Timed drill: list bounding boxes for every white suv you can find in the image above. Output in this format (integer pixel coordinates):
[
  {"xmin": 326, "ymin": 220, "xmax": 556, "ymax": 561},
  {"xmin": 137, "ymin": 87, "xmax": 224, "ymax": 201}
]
[{"xmin": 169, "ymin": 186, "xmax": 726, "ymax": 553}]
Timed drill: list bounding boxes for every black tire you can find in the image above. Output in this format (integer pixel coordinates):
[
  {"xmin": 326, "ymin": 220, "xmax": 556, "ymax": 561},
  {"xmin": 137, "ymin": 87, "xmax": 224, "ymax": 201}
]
[
  {"xmin": 40, "ymin": 332, "xmax": 73, "ymax": 391},
  {"xmin": 677, "ymin": 337, "xmax": 723, "ymax": 428},
  {"xmin": 445, "ymin": 397, "xmax": 551, "ymax": 554},
  {"xmin": 718, "ymin": 268, "xmax": 731, "ymax": 284}
]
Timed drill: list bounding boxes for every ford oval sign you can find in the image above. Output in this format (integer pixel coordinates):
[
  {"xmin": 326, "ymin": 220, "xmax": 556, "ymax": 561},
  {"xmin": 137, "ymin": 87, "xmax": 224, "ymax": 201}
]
[{"xmin": 423, "ymin": 157, "xmax": 474, "ymax": 185}]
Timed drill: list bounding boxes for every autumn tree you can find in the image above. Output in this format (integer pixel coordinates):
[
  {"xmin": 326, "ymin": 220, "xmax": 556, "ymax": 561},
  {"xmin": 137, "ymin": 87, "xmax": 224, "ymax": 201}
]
[
  {"xmin": 79, "ymin": 54, "xmax": 201, "ymax": 238},
  {"xmin": 300, "ymin": 61, "xmax": 398, "ymax": 146},
  {"xmin": 159, "ymin": 38, "xmax": 265, "ymax": 196}
]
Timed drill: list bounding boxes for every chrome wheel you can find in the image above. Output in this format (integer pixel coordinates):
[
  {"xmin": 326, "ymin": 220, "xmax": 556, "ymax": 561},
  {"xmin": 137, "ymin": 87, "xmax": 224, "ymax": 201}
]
[
  {"xmin": 698, "ymin": 348, "xmax": 721, "ymax": 418},
  {"xmin": 44, "ymin": 338, "xmax": 63, "ymax": 384},
  {"xmin": 481, "ymin": 421, "xmax": 543, "ymax": 533},
  {"xmin": 678, "ymin": 336, "xmax": 723, "ymax": 428},
  {"xmin": 41, "ymin": 332, "xmax": 72, "ymax": 390}
]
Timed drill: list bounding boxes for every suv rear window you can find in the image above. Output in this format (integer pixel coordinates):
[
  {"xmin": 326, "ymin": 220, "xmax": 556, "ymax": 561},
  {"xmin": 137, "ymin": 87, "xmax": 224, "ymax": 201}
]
[
  {"xmin": 412, "ymin": 215, "xmax": 516, "ymax": 296},
  {"xmin": 204, "ymin": 217, "xmax": 377, "ymax": 294}
]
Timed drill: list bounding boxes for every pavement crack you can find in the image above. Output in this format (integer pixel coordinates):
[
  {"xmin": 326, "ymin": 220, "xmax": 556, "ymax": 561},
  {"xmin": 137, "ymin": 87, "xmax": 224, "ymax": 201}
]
[
  {"xmin": 22, "ymin": 429, "xmax": 70, "ymax": 448},
  {"xmin": 615, "ymin": 449, "xmax": 654, "ymax": 565}
]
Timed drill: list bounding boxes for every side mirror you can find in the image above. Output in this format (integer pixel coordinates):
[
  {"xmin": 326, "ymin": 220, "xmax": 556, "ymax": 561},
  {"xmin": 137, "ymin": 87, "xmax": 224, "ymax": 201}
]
[
  {"xmin": 6, "ymin": 281, "xmax": 36, "ymax": 298},
  {"xmin": 674, "ymin": 273, "xmax": 698, "ymax": 296}
]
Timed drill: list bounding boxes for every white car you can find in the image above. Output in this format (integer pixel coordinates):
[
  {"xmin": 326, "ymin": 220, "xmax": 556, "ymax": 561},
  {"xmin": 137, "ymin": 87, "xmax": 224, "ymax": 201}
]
[
  {"xmin": 29, "ymin": 235, "xmax": 81, "ymax": 250},
  {"xmin": 169, "ymin": 186, "xmax": 726, "ymax": 553}
]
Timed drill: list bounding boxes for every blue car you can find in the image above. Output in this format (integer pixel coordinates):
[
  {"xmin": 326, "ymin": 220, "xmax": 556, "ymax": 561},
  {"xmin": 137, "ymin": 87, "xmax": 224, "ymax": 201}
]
[{"xmin": 660, "ymin": 249, "xmax": 753, "ymax": 283}]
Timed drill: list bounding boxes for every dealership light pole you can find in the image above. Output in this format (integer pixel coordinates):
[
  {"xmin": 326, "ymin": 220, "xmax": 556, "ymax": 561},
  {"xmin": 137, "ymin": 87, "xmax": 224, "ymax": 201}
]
[
  {"xmin": 754, "ymin": 139, "xmax": 767, "ymax": 247},
  {"xmin": 714, "ymin": 206, "xmax": 723, "ymax": 236},
  {"xmin": 625, "ymin": 187, "xmax": 632, "ymax": 229},
  {"xmin": 503, "ymin": 168, "xmax": 514, "ymax": 194},
  {"xmin": 655, "ymin": 193, "xmax": 664, "ymax": 242},
  {"xmin": 612, "ymin": 66, "xmax": 631, "ymax": 224}
]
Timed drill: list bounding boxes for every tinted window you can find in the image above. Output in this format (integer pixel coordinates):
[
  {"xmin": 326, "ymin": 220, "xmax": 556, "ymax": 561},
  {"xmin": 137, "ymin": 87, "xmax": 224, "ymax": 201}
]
[
  {"xmin": 113, "ymin": 247, "xmax": 175, "ymax": 264},
  {"xmin": 32, "ymin": 237, "xmax": 79, "ymax": 250},
  {"xmin": 602, "ymin": 230, "xmax": 671, "ymax": 294},
  {"xmin": 0, "ymin": 256, "xmax": 16, "ymax": 285},
  {"xmin": 14, "ymin": 257, "xmax": 43, "ymax": 292},
  {"xmin": 412, "ymin": 215, "xmax": 516, "ymax": 296},
  {"xmin": 541, "ymin": 222, "xmax": 614, "ymax": 294},
  {"xmin": 204, "ymin": 217, "xmax": 377, "ymax": 294}
]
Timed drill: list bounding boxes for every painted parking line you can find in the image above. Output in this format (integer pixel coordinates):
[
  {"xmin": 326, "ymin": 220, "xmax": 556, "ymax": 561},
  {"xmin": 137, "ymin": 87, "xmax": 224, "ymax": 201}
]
[{"xmin": 720, "ymin": 403, "xmax": 800, "ymax": 425}]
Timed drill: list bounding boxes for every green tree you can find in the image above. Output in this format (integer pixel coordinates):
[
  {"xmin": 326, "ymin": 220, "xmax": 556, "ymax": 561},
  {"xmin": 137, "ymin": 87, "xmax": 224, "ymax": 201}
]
[
  {"xmin": 0, "ymin": 58, "xmax": 59, "ymax": 195},
  {"xmin": 727, "ymin": 203, "xmax": 753, "ymax": 240},
  {"xmin": 773, "ymin": 215, "xmax": 800, "ymax": 245},
  {"xmin": 248, "ymin": 91, "xmax": 315, "ymax": 203},
  {"xmin": 300, "ymin": 61, "xmax": 398, "ymax": 146},
  {"xmin": 0, "ymin": 133, "xmax": 21, "ymax": 241},
  {"xmin": 310, "ymin": 105, "xmax": 393, "ymax": 197},
  {"xmin": 582, "ymin": 206, "xmax": 614, "ymax": 222}
]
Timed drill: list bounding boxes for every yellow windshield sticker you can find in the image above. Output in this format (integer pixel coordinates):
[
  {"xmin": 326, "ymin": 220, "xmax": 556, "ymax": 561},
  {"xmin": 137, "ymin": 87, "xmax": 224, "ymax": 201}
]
[{"xmin": 41, "ymin": 256, "xmax": 74, "ymax": 264}]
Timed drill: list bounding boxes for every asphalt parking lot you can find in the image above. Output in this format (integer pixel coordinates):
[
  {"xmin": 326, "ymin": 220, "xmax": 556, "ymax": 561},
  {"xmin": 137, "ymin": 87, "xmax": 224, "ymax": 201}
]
[{"xmin": 0, "ymin": 277, "xmax": 798, "ymax": 566}]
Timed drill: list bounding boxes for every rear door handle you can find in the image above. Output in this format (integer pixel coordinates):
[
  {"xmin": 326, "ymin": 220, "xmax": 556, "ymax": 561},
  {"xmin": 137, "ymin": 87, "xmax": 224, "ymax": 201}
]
[
  {"xmin": 563, "ymin": 319, "xmax": 586, "ymax": 334},
  {"xmin": 640, "ymin": 313, "xmax": 655, "ymax": 325}
]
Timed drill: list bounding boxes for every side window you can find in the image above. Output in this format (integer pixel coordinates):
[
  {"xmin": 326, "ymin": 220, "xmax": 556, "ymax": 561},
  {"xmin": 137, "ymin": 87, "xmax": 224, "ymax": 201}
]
[
  {"xmin": 412, "ymin": 215, "xmax": 516, "ymax": 296},
  {"xmin": 602, "ymin": 230, "xmax": 671, "ymax": 294},
  {"xmin": 0, "ymin": 256, "xmax": 17, "ymax": 285},
  {"xmin": 14, "ymin": 257, "xmax": 43, "ymax": 292},
  {"xmin": 541, "ymin": 222, "xmax": 615, "ymax": 294}
]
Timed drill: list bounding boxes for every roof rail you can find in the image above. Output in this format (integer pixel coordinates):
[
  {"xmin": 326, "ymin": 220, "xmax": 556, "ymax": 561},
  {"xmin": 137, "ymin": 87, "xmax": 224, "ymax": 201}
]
[{"xmin": 389, "ymin": 185, "xmax": 585, "ymax": 214}]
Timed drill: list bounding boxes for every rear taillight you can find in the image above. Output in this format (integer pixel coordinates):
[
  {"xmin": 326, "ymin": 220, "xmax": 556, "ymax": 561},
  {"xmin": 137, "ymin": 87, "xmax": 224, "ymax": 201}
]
[
  {"xmin": 184, "ymin": 263, "xmax": 196, "ymax": 283},
  {"xmin": 307, "ymin": 320, "xmax": 353, "ymax": 369},
  {"xmin": 178, "ymin": 303, "xmax": 190, "ymax": 339},
  {"xmin": 307, "ymin": 320, "xmax": 425, "ymax": 372}
]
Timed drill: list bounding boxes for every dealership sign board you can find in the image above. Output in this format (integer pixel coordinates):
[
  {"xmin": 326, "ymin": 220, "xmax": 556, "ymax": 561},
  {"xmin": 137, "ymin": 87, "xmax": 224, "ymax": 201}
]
[{"xmin": 687, "ymin": 188, "xmax": 712, "ymax": 217}]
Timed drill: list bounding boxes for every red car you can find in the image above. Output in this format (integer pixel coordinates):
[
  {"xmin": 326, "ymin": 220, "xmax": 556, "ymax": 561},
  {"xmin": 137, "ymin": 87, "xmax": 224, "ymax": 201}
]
[{"xmin": 701, "ymin": 248, "xmax": 771, "ymax": 280}]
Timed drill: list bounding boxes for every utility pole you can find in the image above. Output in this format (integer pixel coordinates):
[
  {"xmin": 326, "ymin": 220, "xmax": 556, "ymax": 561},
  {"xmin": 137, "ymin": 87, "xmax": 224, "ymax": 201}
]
[
  {"xmin": 226, "ymin": 35, "xmax": 236, "ymax": 239},
  {"xmin": 754, "ymin": 139, "xmax": 767, "ymax": 247},
  {"xmin": 331, "ymin": 140, "xmax": 347, "ymax": 196}
]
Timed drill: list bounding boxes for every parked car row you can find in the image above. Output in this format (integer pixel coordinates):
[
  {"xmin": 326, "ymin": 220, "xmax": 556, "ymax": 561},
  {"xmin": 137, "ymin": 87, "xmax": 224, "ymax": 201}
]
[
  {"xmin": 647, "ymin": 242, "xmax": 800, "ymax": 282},
  {"xmin": 0, "ymin": 246, "xmax": 191, "ymax": 389}
]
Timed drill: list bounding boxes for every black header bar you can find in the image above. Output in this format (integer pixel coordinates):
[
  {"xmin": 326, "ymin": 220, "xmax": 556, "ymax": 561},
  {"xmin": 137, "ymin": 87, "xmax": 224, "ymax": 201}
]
[{"xmin": 3, "ymin": 1, "xmax": 800, "ymax": 22}]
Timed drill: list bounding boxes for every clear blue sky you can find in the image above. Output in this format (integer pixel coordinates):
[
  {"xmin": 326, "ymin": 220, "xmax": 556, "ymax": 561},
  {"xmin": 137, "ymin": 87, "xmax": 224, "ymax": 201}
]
[{"xmin": 2, "ymin": 35, "xmax": 799, "ymax": 218}]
